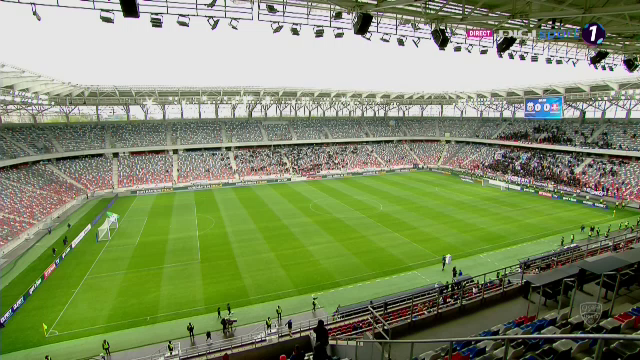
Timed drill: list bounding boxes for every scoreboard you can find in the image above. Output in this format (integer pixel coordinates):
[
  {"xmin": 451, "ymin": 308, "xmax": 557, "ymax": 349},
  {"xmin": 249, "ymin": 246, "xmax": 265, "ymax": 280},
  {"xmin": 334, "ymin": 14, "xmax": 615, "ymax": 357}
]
[{"xmin": 524, "ymin": 97, "xmax": 563, "ymax": 120}]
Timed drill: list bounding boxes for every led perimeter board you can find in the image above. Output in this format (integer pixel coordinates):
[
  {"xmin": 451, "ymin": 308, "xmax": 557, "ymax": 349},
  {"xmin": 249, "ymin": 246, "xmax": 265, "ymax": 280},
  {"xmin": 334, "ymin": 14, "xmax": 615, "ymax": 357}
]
[{"xmin": 524, "ymin": 96, "xmax": 564, "ymax": 119}]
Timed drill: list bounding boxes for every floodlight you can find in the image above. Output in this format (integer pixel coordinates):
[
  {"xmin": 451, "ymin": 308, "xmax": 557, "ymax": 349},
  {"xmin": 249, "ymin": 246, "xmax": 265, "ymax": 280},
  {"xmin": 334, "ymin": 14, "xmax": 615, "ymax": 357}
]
[
  {"xmin": 556, "ymin": 59, "xmax": 563, "ymax": 65},
  {"xmin": 207, "ymin": 17, "xmax": 220, "ymax": 30},
  {"xmin": 608, "ymin": 65, "xmax": 614, "ymax": 71},
  {"xmin": 519, "ymin": 54, "xmax": 526, "ymax": 61},
  {"xmin": 314, "ymin": 26, "xmax": 324, "ymax": 38},
  {"xmin": 229, "ymin": 19, "xmax": 239, "ymax": 30},
  {"xmin": 412, "ymin": 38, "xmax": 420, "ymax": 47},
  {"xmin": 397, "ymin": 36, "xmax": 406, "ymax": 46},
  {"xmin": 453, "ymin": 45, "xmax": 461, "ymax": 52},
  {"xmin": 100, "ymin": 10, "xmax": 115, "ymax": 23},
  {"xmin": 271, "ymin": 22, "xmax": 283, "ymax": 33},
  {"xmin": 31, "ymin": 4, "xmax": 41, "ymax": 21},
  {"xmin": 206, "ymin": 0, "xmax": 216, "ymax": 8},
  {"xmin": 177, "ymin": 15, "xmax": 190, "ymax": 27},
  {"xmin": 497, "ymin": 52, "xmax": 503, "ymax": 58},
  {"xmin": 266, "ymin": 5, "xmax": 278, "ymax": 14},
  {"xmin": 333, "ymin": 28, "xmax": 344, "ymax": 38},
  {"xmin": 507, "ymin": 52, "xmax": 514, "ymax": 60},
  {"xmin": 590, "ymin": 50, "xmax": 609, "ymax": 65},
  {"xmin": 531, "ymin": 55, "xmax": 538, "ymax": 62},
  {"xmin": 362, "ymin": 32, "xmax": 372, "ymax": 41},
  {"xmin": 290, "ymin": 24, "xmax": 300, "ymax": 36},
  {"xmin": 479, "ymin": 48, "xmax": 488, "ymax": 55},
  {"xmin": 333, "ymin": 11, "xmax": 342, "ymax": 20},
  {"xmin": 496, "ymin": 36, "xmax": 516, "ymax": 55},
  {"xmin": 150, "ymin": 14, "xmax": 163, "ymax": 28},
  {"xmin": 380, "ymin": 34, "xmax": 391, "ymax": 43},
  {"xmin": 623, "ymin": 58, "xmax": 639, "ymax": 73},
  {"xmin": 545, "ymin": 57, "xmax": 553, "ymax": 64},
  {"xmin": 600, "ymin": 64, "xmax": 606, "ymax": 71}
]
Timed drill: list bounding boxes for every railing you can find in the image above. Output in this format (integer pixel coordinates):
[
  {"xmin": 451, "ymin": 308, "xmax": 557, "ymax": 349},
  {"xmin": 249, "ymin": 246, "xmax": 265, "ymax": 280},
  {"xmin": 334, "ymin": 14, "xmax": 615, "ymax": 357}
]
[
  {"xmin": 349, "ymin": 334, "xmax": 640, "ymax": 360},
  {"xmin": 130, "ymin": 342, "xmax": 181, "ymax": 360}
]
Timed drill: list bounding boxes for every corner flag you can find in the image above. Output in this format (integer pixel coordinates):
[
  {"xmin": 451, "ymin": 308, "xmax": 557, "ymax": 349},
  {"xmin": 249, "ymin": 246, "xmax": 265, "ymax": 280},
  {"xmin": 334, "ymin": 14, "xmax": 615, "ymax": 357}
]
[{"xmin": 43, "ymin": 323, "xmax": 48, "ymax": 336}]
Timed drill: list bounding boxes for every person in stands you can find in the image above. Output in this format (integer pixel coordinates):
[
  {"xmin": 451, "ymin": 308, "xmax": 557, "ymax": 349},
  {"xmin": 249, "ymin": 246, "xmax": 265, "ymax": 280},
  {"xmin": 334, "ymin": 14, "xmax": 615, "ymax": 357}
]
[
  {"xmin": 290, "ymin": 345, "xmax": 305, "ymax": 360},
  {"xmin": 313, "ymin": 320, "xmax": 329, "ymax": 348}
]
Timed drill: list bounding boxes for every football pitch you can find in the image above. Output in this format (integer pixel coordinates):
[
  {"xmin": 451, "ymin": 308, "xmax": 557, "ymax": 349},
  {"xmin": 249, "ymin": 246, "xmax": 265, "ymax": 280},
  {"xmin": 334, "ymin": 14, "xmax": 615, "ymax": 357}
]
[{"xmin": 1, "ymin": 171, "xmax": 635, "ymax": 355}]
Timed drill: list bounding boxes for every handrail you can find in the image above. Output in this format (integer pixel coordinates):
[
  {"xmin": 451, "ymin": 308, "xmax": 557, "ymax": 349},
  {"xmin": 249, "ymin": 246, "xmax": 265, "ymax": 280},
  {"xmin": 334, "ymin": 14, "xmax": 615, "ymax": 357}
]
[{"xmin": 353, "ymin": 334, "xmax": 640, "ymax": 344}]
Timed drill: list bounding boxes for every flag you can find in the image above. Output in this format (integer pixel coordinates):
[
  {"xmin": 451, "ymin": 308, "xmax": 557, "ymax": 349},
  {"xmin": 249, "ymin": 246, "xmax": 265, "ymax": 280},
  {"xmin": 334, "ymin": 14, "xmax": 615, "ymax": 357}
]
[{"xmin": 43, "ymin": 323, "xmax": 48, "ymax": 336}]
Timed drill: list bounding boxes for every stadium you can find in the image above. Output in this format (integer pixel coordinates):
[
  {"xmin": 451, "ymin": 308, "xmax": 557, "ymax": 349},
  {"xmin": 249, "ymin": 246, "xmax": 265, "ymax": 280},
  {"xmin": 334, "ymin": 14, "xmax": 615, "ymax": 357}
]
[{"xmin": 1, "ymin": 0, "xmax": 640, "ymax": 359}]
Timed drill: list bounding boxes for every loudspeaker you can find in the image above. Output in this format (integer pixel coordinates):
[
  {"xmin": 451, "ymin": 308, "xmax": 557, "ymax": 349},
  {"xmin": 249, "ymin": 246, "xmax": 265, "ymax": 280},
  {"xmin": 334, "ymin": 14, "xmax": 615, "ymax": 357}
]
[
  {"xmin": 353, "ymin": 13, "xmax": 373, "ymax": 36},
  {"xmin": 623, "ymin": 58, "xmax": 639, "ymax": 73},
  {"xmin": 119, "ymin": 0, "xmax": 140, "ymax": 18},
  {"xmin": 431, "ymin": 28, "xmax": 449, "ymax": 50},
  {"xmin": 497, "ymin": 37, "xmax": 517, "ymax": 54}
]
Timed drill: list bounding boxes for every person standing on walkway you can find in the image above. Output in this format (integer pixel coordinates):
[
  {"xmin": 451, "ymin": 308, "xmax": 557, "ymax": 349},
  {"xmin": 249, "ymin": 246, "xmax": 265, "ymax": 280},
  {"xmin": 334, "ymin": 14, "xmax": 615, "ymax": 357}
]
[
  {"xmin": 276, "ymin": 305, "xmax": 283, "ymax": 322},
  {"xmin": 442, "ymin": 255, "xmax": 446, "ymax": 270},
  {"xmin": 187, "ymin": 322, "xmax": 195, "ymax": 340},
  {"xmin": 218, "ymin": 307, "xmax": 221, "ymax": 319},
  {"xmin": 221, "ymin": 318, "xmax": 227, "ymax": 335},
  {"xmin": 266, "ymin": 317, "xmax": 272, "ymax": 331},
  {"xmin": 227, "ymin": 303, "xmax": 231, "ymax": 315},
  {"xmin": 102, "ymin": 340, "xmax": 111, "ymax": 356},
  {"xmin": 312, "ymin": 298, "xmax": 318, "ymax": 312},
  {"xmin": 452, "ymin": 266, "xmax": 457, "ymax": 279},
  {"xmin": 206, "ymin": 330, "xmax": 212, "ymax": 342},
  {"xmin": 167, "ymin": 341, "xmax": 174, "ymax": 355},
  {"xmin": 287, "ymin": 319, "xmax": 293, "ymax": 337}
]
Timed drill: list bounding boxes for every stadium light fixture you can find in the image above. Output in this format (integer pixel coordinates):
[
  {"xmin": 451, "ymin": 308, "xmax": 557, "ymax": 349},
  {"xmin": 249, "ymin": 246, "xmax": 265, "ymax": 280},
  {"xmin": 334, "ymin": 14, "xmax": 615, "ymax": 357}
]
[
  {"xmin": 290, "ymin": 24, "xmax": 300, "ymax": 36},
  {"xmin": 380, "ymin": 34, "xmax": 391, "ymax": 43},
  {"xmin": 507, "ymin": 52, "xmax": 514, "ymax": 60},
  {"xmin": 314, "ymin": 26, "xmax": 324, "ymax": 38},
  {"xmin": 453, "ymin": 45, "xmax": 462, "ymax": 52},
  {"xmin": 333, "ymin": 28, "xmax": 344, "ymax": 38},
  {"xmin": 519, "ymin": 54, "xmax": 526, "ymax": 61},
  {"xmin": 150, "ymin": 14, "xmax": 163, "ymax": 28},
  {"xmin": 600, "ymin": 64, "xmax": 606, "ymax": 71},
  {"xmin": 271, "ymin": 22, "xmax": 283, "ymax": 34},
  {"xmin": 31, "ymin": 4, "xmax": 41, "ymax": 21},
  {"xmin": 497, "ymin": 52, "xmax": 503, "ymax": 58},
  {"xmin": 333, "ymin": 11, "xmax": 343, "ymax": 20},
  {"xmin": 100, "ymin": 10, "xmax": 115, "ymax": 24},
  {"xmin": 412, "ymin": 38, "xmax": 420, "ymax": 47},
  {"xmin": 531, "ymin": 55, "xmax": 538, "ymax": 62},
  {"xmin": 206, "ymin": 0, "xmax": 216, "ymax": 8},
  {"xmin": 590, "ymin": 50, "xmax": 609, "ymax": 66},
  {"xmin": 397, "ymin": 36, "xmax": 406, "ymax": 47},
  {"xmin": 556, "ymin": 59, "xmax": 563, "ymax": 65},
  {"xmin": 362, "ymin": 32, "xmax": 372, "ymax": 41},
  {"xmin": 177, "ymin": 15, "xmax": 190, "ymax": 27},
  {"xmin": 479, "ymin": 48, "xmax": 488, "ymax": 55},
  {"xmin": 623, "ymin": 57, "xmax": 639, "ymax": 73},
  {"xmin": 266, "ymin": 5, "xmax": 278, "ymax": 14},
  {"xmin": 545, "ymin": 57, "xmax": 553, "ymax": 64},
  {"xmin": 207, "ymin": 17, "xmax": 220, "ymax": 30},
  {"xmin": 229, "ymin": 19, "xmax": 239, "ymax": 30}
]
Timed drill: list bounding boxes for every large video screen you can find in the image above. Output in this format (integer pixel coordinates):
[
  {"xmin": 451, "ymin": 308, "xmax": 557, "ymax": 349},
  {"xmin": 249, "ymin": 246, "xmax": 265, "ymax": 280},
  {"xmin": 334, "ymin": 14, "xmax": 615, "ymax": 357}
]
[{"xmin": 524, "ymin": 96, "xmax": 563, "ymax": 119}]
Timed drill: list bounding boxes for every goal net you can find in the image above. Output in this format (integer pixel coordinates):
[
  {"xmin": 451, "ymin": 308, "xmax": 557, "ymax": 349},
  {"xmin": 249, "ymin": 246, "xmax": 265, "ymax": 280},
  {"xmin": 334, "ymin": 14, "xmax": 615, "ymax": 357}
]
[{"xmin": 97, "ymin": 212, "xmax": 120, "ymax": 242}]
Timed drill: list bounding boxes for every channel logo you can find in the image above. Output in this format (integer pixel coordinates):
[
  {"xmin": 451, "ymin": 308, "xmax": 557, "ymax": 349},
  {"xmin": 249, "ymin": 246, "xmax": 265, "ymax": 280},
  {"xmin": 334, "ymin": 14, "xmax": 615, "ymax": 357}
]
[{"xmin": 467, "ymin": 29, "xmax": 493, "ymax": 39}]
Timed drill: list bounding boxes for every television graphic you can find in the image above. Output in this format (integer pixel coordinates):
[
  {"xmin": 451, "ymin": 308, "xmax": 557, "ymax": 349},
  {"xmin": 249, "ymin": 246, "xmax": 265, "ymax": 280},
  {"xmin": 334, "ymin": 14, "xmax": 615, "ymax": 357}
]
[{"xmin": 524, "ymin": 97, "xmax": 563, "ymax": 119}]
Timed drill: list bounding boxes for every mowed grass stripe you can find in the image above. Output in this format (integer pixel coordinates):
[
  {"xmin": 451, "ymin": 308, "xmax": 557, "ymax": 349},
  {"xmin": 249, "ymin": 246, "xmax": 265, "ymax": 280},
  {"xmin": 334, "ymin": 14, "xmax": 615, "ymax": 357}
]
[
  {"xmin": 216, "ymin": 188, "xmax": 296, "ymax": 298},
  {"xmin": 254, "ymin": 185, "xmax": 371, "ymax": 282},
  {"xmin": 242, "ymin": 186, "xmax": 339, "ymax": 287},
  {"xmin": 104, "ymin": 194, "xmax": 176, "ymax": 326},
  {"xmin": 309, "ymin": 180, "xmax": 437, "ymax": 261},
  {"xmin": 273, "ymin": 181, "xmax": 407, "ymax": 275},
  {"xmin": 198, "ymin": 191, "xmax": 251, "ymax": 309}
]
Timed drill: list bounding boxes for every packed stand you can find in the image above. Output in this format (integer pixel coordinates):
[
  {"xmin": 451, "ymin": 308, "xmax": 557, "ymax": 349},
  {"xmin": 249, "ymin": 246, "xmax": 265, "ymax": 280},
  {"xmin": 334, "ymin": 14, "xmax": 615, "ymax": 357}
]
[
  {"xmin": 366, "ymin": 119, "xmax": 404, "ymax": 137},
  {"xmin": 263, "ymin": 123, "xmax": 293, "ymax": 141},
  {"xmin": 401, "ymin": 119, "xmax": 437, "ymax": 136},
  {"xmin": 118, "ymin": 152, "xmax": 172, "ymax": 188},
  {"xmin": 226, "ymin": 121, "xmax": 264, "ymax": 142},
  {"xmin": 604, "ymin": 121, "xmax": 640, "ymax": 151},
  {"xmin": 369, "ymin": 143, "xmax": 413, "ymax": 167},
  {"xmin": 483, "ymin": 149, "xmax": 584, "ymax": 189},
  {"xmin": 290, "ymin": 120, "xmax": 326, "ymax": 140},
  {"xmin": 234, "ymin": 148, "xmax": 289, "ymax": 178},
  {"xmin": 498, "ymin": 120, "xmax": 580, "ymax": 146},
  {"xmin": 474, "ymin": 120, "xmax": 503, "ymax": 139},
  {"xmin": 324, "ymin": 119, "xmax": 367, "ymax": 139},
  {"xmin": 556, "ymin": 121, "xmax": 597, "ymax": 147},
  {"xmin": 0, "ymin": 216, "xmax": 33, "ymax": 243},
  {"xmin": 0, "ymin": 163, "xmax": 83, "ymax": 198},
  {"xmin": 407, "ymin": 141, "xmax": 445, "ymax": 165},
  {"xmin": 496, "ymin": 120, "xmax": 538, "ymax": 142},
  {"xmin": 172, "ymin": 121, "xmax": 223, "ymax": 145},
  {"xmin": 50, "ymin": 124, "xmax": 106, "ymax": 152},
  {"xmin": 461, "ymin": 145, "xmax": 502, "ymax": 173},
  {"xmin": 55, "ymin": 156, "xmax": 113, "ymax": 192},
  {"xmin": 3, "ymin": 126, "xmax": 57, "ymax": 154},
  {"xmin": 580, "ymin": 158, "xmax": 640, "ymax": 201},
  {"xmin": 441, "ymin": 143, "xmax": 490, "ymax": 169},
  {"xmin": 177, "ymin": 151, "xmax": 234, "ymax": 183},
  {"xmin": 0, "ymin": 135, "xmax": 30, "ymax": 159},
  {"xmin": 282, "ymin": 145, "xmax": 331, "ymax": 175},
  {"xmin": 438, "ymin": 119, "xmax": 479, "ymax": 138},
  {"xmin": 110, "ymin": 123, "xmax": 167, "ymax": 148}
]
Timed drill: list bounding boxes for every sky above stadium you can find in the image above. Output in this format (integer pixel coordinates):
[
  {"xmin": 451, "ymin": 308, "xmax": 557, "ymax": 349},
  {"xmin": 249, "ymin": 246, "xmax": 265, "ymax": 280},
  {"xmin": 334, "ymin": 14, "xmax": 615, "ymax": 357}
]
[{"xmin": 0, "ymin": 2, "xmax": 629, "ymax": 93}]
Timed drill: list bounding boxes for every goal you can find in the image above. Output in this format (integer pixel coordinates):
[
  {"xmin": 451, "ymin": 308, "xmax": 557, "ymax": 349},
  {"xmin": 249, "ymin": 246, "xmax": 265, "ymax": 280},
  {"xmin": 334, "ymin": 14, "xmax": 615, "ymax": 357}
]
[
  {"xmin": 97, "ymin": 212, "xmax": 120, "ymax": 242},
  {"xmin": 501, "ymin": 185, "xmax": 509, "ymax": 191}
]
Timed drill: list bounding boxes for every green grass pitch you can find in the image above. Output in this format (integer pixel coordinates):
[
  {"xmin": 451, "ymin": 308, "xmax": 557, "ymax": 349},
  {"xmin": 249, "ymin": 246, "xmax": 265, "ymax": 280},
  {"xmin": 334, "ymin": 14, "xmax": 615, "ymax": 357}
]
[{"xmin": 1, "ymin": 171, "xmax": 635, "ymax": 354}]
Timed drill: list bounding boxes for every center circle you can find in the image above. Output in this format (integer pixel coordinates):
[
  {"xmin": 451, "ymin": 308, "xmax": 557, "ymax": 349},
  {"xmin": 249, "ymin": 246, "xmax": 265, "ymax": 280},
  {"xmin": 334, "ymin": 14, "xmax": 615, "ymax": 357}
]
[
  {"xmin": 196, "ymin": 214, "xmax": 216, "ymax": 234},
  {"xmin": 309, "ymin": 198, "xmax": 383, "ymax": 218}
]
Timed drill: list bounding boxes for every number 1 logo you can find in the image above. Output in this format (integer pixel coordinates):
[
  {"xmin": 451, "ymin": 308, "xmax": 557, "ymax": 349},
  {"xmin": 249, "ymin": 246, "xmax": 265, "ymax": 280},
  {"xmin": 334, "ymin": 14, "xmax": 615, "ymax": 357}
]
[{"xmin": 582, "ymin": 23, "xmax": 606, "ymax": 46}]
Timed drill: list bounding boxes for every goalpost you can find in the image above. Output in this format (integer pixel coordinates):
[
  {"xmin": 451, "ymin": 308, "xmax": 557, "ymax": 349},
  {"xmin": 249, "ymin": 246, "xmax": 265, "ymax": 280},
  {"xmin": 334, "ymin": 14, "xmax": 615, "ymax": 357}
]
[{"xmin": 97, "ymin": 212, "xmax": 120, "ymax": 242}]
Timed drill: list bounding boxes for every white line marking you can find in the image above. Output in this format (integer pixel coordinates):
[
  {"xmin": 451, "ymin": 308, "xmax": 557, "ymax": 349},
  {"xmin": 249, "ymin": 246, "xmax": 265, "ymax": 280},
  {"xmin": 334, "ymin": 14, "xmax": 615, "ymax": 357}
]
[
  {"xmin": 412, "ymin": 271, "xmax": 428, "ymax": 281},
  {"xmin": 195, "ymin": 203, "xmax": 200, "ymax": 261},
  {"xmin": 135, "ymin": 217, "xmax": 148, "ymax": 246},
  {"xmin": 86, "ymin": 260, "xmax": 200, "ymax": 279}
]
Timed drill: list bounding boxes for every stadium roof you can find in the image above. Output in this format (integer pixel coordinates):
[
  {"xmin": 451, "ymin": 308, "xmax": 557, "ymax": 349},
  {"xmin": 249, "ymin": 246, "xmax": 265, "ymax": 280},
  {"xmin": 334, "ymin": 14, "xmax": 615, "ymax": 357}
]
[{"xmin": 1, "ymin": 63, "xmax": 639, "ymax": 108}]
